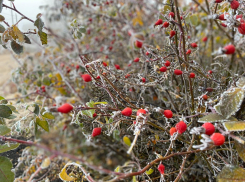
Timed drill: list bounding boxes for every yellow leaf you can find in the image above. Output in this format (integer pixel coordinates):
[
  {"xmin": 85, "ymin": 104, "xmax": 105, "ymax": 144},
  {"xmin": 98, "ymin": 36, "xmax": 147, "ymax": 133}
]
[
  {"xmin": 12, "ymin": 25, "xmax": 25, "ymax": 43},
  {"xmin": 132, "ymin": 10, "xmax": 144, "ymax": 27},
  {"xmin": 41, "ymin": 157, "xmax": 51, "ymax": 169},
  {"xmin": 94, "ymin": 102, "xmax": 108, "ymax": 105},
  {"xmin": 145, "ymin": 168, "xmax": 154, "ymax": 175},
  {"xmin": 59, "ymin": 165, "xmax": 76, "ymax": 181},
  {"xmin": 123, "ymin": 136, "xmax": 131, "ymax": 146}
]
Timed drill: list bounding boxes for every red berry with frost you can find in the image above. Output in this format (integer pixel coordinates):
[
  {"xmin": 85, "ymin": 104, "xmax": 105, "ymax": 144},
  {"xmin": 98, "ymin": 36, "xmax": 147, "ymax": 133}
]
[
  {"xmin": 218, "ymin": 14, "xmax": 226, "ymax": 21},
  {"xmin": 190, "ymin": 43, "xmax": 198, "ymax": 48},
  {"xmin": 58, "ymin": 103, "xmax": 73, "ymax": 113},
  {"xmin": 210, "ymin": 133, "xmax": 225, "ymax": 146},
  {"xmin": 115, "ymin": 64, "xmax": 120, "ymax": 70},
  {"xmin": 165, "ymin": 61, "xmax": 171, "ymax": 67},
  {"xmin": 154, "ymin": 19, "xmax": 163, "ymax": 26},
  {"xmin": 175, "ymin": 121, "xmax": 187, "ymax": 134},
  {"xmin": 163, "ymin": 110, "xmax": 173, "ymax": 118},
  {"xmin": 142, "ymin": 77, "xmax": 146, "ymax": 83},
  {"xmin": 121, "ymin": 107, "xmax": 132, "ymax": 116},
  {"xmin": 186, "ymin": 49, "xmax": 191, "ymax": 55},
  {"xmin": 230, "ymin": 0, "xmax": 239, "ymax": 9},
  {"xmin": 145, "ymin": 51, "xmax": 150, "ymax": 56},
  {"xmin": 162, "ymin": 21, "xmax": 169, "ymax": 28},
  {"xmin": 134, "ymin": 57, "xmax": 140, "ymax": 62},
  {"xmin": 137, "ymin": 109, "xmax": 146, "ymax": 116},
  {"xmin": 170, "ymin": 127, "xmax": 177, "ymax": 136},
  {"xmin": 174, "ymin": 69, "xmax": 183, "ymax": 75},
  {"xmin": 76, "ymin": 65, "xmax": 80, "ymax": 70},
  {"xmin": 103, "ymin": 62, "xmax": 107, "ymax": 67},
  {"xmin": 202, "ymin": 123, "xmax": 215, "ymax": 135},
  {"xmin": 81, "ymin": 74, "xmax": 92, "ymax": 82},
  {"xmin": 170, "ymin": 30, "xmax": 176, "ymax": 38},
  {"xmin": 159, "ymin": 66, "xmax": 167, "ymax": 72},
  {"xmin": 125, "ymin": 74, "xmax": 130, "ymax": 78},
  {"xmin": 202, "ymin": 94, "xmax": 208, "ymax": 100},
  {"xmin": 202, "ymin": 36, "xmax": 208, "ymax": 42},
  {"xmin": 93, "ymin": 113, "xmax": 97, "ymax": 117},
  {"xmin": 169, "ymin": 12, "xmax": 175, "ymax": 18},
  {"xmin": 92, "ymin": 127, "xmax": 102, "ymax": 137},
  {"xmin": 96, "ymin": 75, "xmax": 100, "ymax": 79},
  {"xmin": 215, "ymin": 0, "xmax": 223, "ymax": 3},
  {"xmin": 208, "ymin": 70, "xmax": 213, "ymax": 74},
  {"xmin": 189, "ymin": 73, "xmax": 195, "ymax": 78},
  {"xmin": 221, "ymin": 23, "xmax": 227, "ymax": 27},
  {"xmin": 236, "ymin": 15, "xmax": 243, "ymax": 20},
  {"xmin": 135, "ymin": 40, "xmax": 143, "ymax": 48},
  {"xmin": 238, "ymin": 23, "xmax": 245, "ymax": 35},
  {"xmin": 223, "ymin": 44, "xmax": 235, "ymax": 54},
  {"xmin": 158, "ymin": 164, "xmax": 165, "ymax": 175}
]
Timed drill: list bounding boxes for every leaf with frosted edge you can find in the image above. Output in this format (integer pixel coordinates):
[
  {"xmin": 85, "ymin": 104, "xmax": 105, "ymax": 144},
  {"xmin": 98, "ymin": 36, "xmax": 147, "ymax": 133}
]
[
  {"xmin": 214, "ymin": 87, "xmax": 245, "ymax": 119},
  {"xmin": 0, "ymin": 125, "xmax": 10, "ymax": 135},
  {"xmin": 34, "ymin": 17, "xmax": 44, "ymax": 32},
  {"xmin": 59, "ymin": 164, "xmax": 76, "ymax": 181},
  {"xmin": 33, "ymin": 104, "xmax": 40, "ymax": 116},
  {"xmin": 236, "ymin": 76, "xmax": 245, "ymax": 88},
  {"xmin": 0, "ymin": 143, "xmax": 19, "ymax": 154},
  {"xmin": 217, "ymin": 166, "xmax": 245, "ymax": 182},
  {"xmin": 11, "ymin": 41, "xmax": 23, "ymax": 55},
  {"xmin": 36, "ymin": 117, "xmax": 49, "ymax": 132},
  {"xmin": 0, "ymin": 105, "xmax": 12, "ymax": 118},
  {"xmin": 0, "ymin": 0, "xmax": 3, "ymax": 13},
  {"xmin": 12, "ymin": 25, "xmax": 25, "ymax": 43},
  {"xmin": 0, "ymin": 156, "xmax": 15, "ymax": 182},
  {"xmin": 198, "ymin": 113, "xmax": 237, "ymax": 123},
  {"xmin": 235, "ymin": 139, "xmax": 245, "ymax": 162},
  {"xmin": 223, "ymin": 121, "xmax": 245, "ymax": 131}
]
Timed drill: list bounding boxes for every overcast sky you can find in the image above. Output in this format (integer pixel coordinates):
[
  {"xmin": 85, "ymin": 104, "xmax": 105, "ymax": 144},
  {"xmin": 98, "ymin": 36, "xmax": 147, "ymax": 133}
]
[{"xmin": 2, "ymin": 0, "xmax": 53, "ymax": 30}]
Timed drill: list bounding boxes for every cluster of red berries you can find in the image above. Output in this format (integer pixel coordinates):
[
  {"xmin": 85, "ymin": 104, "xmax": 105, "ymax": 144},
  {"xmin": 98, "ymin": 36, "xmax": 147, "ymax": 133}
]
[
  {"xmin": 36, "ymin": 86, "xmax": 46, "ymax": 93},
  {"xmin": 170, "ymin": 121, "xmax": 187, "ymax": 136}
]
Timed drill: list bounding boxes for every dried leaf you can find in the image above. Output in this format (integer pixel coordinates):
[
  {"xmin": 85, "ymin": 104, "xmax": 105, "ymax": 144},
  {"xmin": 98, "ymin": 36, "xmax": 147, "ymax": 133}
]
[
  {"xmin": 214, "ymin": 87, "xmax": 244, "ymax": 119},
  {"xmin": 12, "ymin": 25, "xmax": 24, "ymax": 43},
  {"xmin": 59, "ymin": 164, "xmax": 76, "ymax": 181}
]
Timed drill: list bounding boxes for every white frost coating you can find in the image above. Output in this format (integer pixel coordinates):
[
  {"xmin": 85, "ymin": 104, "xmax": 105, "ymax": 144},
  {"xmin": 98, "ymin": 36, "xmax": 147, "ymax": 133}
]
[{"xmin": 214, "ymin": 87, "xmax": 244, "ymax": 119}]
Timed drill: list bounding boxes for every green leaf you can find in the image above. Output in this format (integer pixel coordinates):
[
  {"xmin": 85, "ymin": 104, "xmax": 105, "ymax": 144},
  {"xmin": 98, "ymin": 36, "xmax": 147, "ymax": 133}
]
[
  {"xmin": 0, "ymin": 105, "xmax": 12, "ymax": 118},
  {"xmin": 42, "ymin": 112, "xmax": 55, "ymax": 119},
  {"xmin": 214, "ymin": 88, "xmax": 244, "ymax": 119},
  {"xmin": 79, "ymin": 27, "xmax": 86, "ymax": 33},
  {"xmin": 235, "ymin": 139, "xmax": 245, "ymax": 162},
  {"xmin": 223, "ymin": 121, "xmax": 245, "ymax": 131},
  {"xmin": 0, "ymin": 99, "xmax": 7, "ymax": 104},
  {"xmin": 94, "ymin": 102, "xmax": 108, "ymax": 105},
  {"xmin": 24, "ymin": 35, "xmax": 31, "ymax": 44},
  {"xmin": 6, "ymin": 105, "xmax": 18, "ymax": 113},
  {"xmin": 33, "ymin": 104, "xmax": 40, "ymax": 116},
  {"xmin": 36, "ymin": 118, "xmax": 49, "ymax": 132},
  {"xmin": 0, "ymin": 15, "xmax": 4, "ymax": 22},
  {"xmin": 217, "ymin": 166, "xmax": 245, "ymax": 182},
  {"xmin": 0, "ymin": 24, "xmax": 5, "ymax": 33},
  {"xmin": 38, "ymin": 31, "xmax": 47, "ymax": 45},
  {"xmin": 0, "ymin": 143, "xmax": 19, "ymax": 153},
  {"xmin": 189, "ymin": 14, "xmax": 198, "ymax": 26},
  {"xmin": 11, "ymin": 41, "xmax": 23, "ymax": 55},
  {"xmin": 0, "ymin": 125, "xmax": 10, "ymax": 135},
  {"xmin": 0, "ymin": 96, "xmax": 4, "ymax": 100},
  {"xmin": 145, "ymin": 168, "xmax": 154, "ymax": 175},
  {"xmin": 81, "ymin": 101, "xmax": 95, "ymax": 118},
  {"xmin": 43, "ymin": 76, "xmax": 51, "ymax": 86},
  {"xmin": 34, "ymin": 17, "xmax": 44, "ymax": 32},
  {"xmin": 6, "ymin": 114, "xmax": 16, "ymax": 119},
  {"xmin": 0, "ymin": 156, "xmax": 15, "ymax": 182},
  {"xmin": 198, "ymin": 113, "xmax": 237, "ymax": 123},
  {"xmin": 113, "ymin": 129, "xmax": 120, "ymax": 141}
]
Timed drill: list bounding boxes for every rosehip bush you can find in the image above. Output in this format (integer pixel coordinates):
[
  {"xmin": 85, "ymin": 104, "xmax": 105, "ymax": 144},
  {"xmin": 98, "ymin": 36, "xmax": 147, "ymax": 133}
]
[{"xmin": 1, "ymin": 0, "xmax": 245, "ymax": 182}]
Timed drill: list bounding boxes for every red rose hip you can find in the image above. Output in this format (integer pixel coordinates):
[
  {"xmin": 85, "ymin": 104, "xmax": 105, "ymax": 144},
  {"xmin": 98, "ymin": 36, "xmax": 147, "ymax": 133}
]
[
  {"xmin": 175, "ymin": 121, "xmax": 187, "ymax": 134},
  {"xmin": 210, "ymin": 133, "xmax": 225, "ymax": 146},
  {"xmin": 121, "ymin": 107, "xmax": 132, "ymax": 116},
  {"xmin": 92, "ymin": 127, "xmax": 102, "ymax": 137},
  {"xmin": 58, "ymin": 103, "xmax": 73, "ymax": 113}
]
